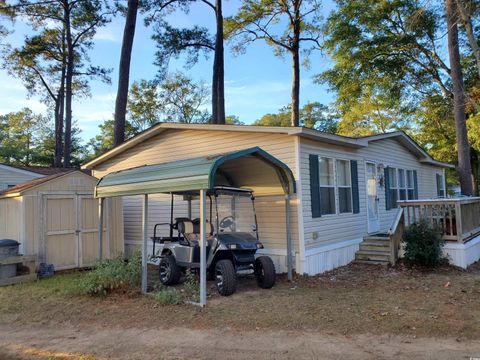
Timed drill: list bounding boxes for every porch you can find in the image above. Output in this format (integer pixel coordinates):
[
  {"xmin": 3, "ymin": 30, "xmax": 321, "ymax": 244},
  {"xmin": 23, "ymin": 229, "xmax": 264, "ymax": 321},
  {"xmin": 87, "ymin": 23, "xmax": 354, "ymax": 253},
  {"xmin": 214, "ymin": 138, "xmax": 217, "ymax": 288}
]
[
  {"xmin": 356, "ymin": 197, "xmax": 480, "ymax": 268},
  {"xmin": 398, "ymin": 197, "xmax": 480, "ymax": 243}
]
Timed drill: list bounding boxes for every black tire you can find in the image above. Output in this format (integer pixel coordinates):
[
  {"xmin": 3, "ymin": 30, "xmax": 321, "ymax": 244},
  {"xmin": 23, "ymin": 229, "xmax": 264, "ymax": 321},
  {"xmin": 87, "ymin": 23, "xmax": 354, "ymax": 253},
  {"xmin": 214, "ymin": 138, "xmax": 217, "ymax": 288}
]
[
  {"xmin": 159, "ymin": 255, "xmax": 181, "ymax": 285},
  {"xmin": 215, "ymin": 259, "xmax": 236, "ymax": 296},
  {"xmin": 254, "ymin": 256, "xmax": 276, "ymax": 289}
]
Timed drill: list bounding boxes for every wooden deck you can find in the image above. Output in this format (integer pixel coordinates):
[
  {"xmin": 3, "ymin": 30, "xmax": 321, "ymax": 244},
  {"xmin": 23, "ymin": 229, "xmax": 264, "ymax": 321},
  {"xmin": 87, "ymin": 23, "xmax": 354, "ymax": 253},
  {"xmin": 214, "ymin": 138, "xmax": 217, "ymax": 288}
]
[{"xmin": 398, "ymin": 198, "xmax": 480, "ymax": 243}]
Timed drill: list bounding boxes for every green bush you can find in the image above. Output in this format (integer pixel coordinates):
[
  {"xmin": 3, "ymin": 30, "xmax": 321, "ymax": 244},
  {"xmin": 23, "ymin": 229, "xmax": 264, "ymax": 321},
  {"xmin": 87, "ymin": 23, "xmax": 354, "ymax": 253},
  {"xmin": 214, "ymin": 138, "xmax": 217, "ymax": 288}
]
[
  {"xmin": 153, "ymin": 288, "xmax": 183, "ymax": 305},
  {"xmin": 76, "ymin": 253, "xmax": 142, "ymax": 296},
  {"xmin": 403, "ymin": 219, "xmax": 445, "ymax": 267}
]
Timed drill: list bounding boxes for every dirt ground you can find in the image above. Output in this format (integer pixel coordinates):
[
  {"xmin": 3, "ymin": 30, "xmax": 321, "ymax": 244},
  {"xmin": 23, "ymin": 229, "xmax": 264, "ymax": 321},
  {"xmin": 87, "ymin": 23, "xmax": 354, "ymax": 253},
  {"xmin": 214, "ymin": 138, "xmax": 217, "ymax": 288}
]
[{"xmin": 1, "ymin": 261, "xmax": 480, "ymax": 359}]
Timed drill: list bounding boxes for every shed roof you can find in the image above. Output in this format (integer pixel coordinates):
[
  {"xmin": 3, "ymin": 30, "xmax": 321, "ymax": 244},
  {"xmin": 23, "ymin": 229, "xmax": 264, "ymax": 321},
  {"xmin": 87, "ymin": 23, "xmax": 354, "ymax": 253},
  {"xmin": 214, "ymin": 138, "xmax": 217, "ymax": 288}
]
[
  {"xmin": 95, "ymin": 147, "xmax": 296, "ymax": 198},
  {"xmin": 82, "ymin": 123, "xmax": 453, "ymax": 170},
  {"xmin": 0, "ymin": 170, "xmax": 94, "ymax": 198}
]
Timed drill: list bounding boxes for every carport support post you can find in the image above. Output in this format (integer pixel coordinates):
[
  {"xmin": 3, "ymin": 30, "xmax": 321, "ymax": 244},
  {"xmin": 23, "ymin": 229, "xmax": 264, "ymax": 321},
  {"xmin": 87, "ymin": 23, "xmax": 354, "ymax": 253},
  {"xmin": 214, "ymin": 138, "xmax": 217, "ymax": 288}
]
[
  {"xmin": 199, "ymin": 189, "xmax": 207, "ymax": 306},
  {"xmin": 285, "ymin": 194, "xmax": 293, "ymax": 281},
  {"xmin": 98, "ymin": 197, "xmax": 104, "ymax": 261},
  {"xmin": 141, "ymin": 194, "xmax": 149, "ymax": 294}
]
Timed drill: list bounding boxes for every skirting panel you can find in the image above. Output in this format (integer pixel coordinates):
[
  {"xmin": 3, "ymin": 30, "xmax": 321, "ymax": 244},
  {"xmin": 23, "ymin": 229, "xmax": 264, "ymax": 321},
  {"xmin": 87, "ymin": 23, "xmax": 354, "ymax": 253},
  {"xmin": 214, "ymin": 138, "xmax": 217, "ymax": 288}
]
[
  {"xmin": 444, "ymin": 235, "xmax": 480, "ymax": 268},
  {"xmin": 304, "ymin": 238, "xmax": 362, "ymax": 275}
]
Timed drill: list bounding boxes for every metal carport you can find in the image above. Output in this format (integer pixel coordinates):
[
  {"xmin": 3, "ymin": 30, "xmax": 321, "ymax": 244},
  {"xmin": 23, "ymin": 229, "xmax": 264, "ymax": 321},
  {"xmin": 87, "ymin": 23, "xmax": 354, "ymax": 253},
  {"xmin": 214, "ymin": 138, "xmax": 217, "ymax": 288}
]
[{"xmin": 94, "ymin": 146, "xmax": 296, "ymax": 306}]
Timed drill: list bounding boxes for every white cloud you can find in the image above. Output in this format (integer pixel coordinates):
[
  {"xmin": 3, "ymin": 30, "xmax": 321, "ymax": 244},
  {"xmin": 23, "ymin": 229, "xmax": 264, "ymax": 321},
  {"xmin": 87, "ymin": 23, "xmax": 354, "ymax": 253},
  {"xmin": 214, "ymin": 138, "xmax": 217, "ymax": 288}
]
[{"xmin": 94, "ymin": 27, "xmax": 122, "ymax": 43}]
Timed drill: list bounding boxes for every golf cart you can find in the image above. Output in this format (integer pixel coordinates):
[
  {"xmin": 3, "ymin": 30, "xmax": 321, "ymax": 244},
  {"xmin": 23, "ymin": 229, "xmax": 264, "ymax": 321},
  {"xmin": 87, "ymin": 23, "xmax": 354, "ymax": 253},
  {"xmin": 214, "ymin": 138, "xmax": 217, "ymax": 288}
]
[{"xmin": 151, "ymin": 186, "xmax": 276, "ymax": 296}]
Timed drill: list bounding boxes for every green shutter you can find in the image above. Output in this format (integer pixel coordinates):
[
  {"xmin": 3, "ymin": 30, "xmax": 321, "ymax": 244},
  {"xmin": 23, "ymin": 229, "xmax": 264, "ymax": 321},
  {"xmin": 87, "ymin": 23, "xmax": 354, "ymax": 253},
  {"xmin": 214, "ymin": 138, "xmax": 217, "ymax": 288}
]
[
  {"xmin": 385, "ymin": 166, "xmax": 391, "ymax": 210},
  {"xmin": 350, "ymin": 160, "xmax": 360, "ymax": 214},
  {"xmin": 413, "ymin": 170, "xmax": 419, "ymax": 199},
  {"xmin": 309, "ymin": 154, "xmax": 321, "ymax": 218}
]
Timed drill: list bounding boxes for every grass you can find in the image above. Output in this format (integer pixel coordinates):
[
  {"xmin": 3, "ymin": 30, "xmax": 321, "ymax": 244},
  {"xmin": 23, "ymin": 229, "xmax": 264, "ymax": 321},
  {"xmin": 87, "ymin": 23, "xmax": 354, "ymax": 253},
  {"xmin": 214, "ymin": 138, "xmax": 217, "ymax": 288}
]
[{"xmin": 1, "ymin": 261, "xmax": 479, "ymax": 339}]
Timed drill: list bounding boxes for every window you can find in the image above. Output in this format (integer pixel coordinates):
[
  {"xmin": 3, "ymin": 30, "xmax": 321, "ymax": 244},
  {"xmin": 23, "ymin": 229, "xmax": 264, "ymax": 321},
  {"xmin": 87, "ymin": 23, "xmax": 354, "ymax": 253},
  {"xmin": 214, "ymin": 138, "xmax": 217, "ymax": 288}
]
[
  {"xmin": 336, "ymin": 159, "xmax": 353, "ymax": 213},
  {"xmin": 319, "ymin": 157, "xmax": 335, "ymax": 215},
  {"xmin": 7, "ymin": 185, "xmax": 15, "ymax": 189},
  {"xmin": 406, "ymin": 170, "xmax": 415, "ymax": 200},
  {"xmin": 387, "ymin": 167, "xmax": 417, "ymax": 209},
  {"xmin": 398, "ymin": 169, "xmax": 406, "ymax": 200},
  {"xmin": 436, "ymin": 173, "xmax": 446, "ymax": 197},
  {"xmin": 388, "ymin": 167, "xmax": 398, "ymax": 207}
]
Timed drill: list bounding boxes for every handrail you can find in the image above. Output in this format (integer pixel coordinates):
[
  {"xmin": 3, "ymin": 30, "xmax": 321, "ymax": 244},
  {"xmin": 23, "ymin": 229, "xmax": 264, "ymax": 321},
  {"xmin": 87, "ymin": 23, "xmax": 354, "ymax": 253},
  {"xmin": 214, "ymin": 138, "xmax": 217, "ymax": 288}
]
[
  {"xmin": 388, "ymin": 207, "xmax": 405, "ymax": 265},
  {"xmin": 388, "ymin": 207, "xmax": 404, "ymax": 235},
  {"xmin": 398, "ymin": 197, "xmax": 480, "ymax": 205}
]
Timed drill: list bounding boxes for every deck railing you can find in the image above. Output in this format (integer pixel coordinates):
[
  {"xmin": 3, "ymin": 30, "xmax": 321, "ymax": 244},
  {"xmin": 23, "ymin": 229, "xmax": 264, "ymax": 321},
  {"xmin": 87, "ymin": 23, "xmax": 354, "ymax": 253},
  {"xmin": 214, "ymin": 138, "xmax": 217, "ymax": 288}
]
[{"xmin": 398, "ymin": 198, "xmax": 480, "ymax": 243}]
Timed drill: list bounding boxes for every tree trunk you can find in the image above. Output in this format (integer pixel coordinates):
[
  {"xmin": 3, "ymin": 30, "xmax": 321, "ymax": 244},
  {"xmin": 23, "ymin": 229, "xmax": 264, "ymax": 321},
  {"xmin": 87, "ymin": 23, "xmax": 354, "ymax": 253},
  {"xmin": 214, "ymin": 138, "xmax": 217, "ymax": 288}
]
[
  {"xmin": 114, "ymin": 0, "xmax": 139, "ymax": 146},
  {"xmin": 446, "ymin": 0, "xmax": 473, "ymax": 195},
  {"xmin": 290, "ymin": 6, "xmax": 300, "ymax": 127},
  {"xmin": 455, "ymin": 0, "xmax": 480, "ymax": 79},
  {"xmin": 210, "ymin": 0, "xmax": 225, "ymax": 124},
  {"xmin": 54, "ymin": 30, "xmax": 66, "ymax": 168},
  {"xmin": 63, "ymin": 0, "xmax": 73, "ymax": 168}
]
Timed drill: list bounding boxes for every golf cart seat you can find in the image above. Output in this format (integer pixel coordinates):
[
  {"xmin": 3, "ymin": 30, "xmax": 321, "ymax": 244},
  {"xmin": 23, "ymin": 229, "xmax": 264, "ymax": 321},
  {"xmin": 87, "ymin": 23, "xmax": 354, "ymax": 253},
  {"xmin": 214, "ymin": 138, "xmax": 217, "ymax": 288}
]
[{"xmin": 177, "ymin": 219, "xmax": 214, "ymax": 244}]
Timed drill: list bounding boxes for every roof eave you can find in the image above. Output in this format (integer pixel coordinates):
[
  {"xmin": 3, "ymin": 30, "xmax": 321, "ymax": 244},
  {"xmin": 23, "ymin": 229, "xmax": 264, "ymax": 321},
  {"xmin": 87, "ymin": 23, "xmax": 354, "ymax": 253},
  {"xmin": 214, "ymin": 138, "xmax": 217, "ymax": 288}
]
[{"xmin": 419, "ymin": 158, "xmax": 455, "ymax": 169}]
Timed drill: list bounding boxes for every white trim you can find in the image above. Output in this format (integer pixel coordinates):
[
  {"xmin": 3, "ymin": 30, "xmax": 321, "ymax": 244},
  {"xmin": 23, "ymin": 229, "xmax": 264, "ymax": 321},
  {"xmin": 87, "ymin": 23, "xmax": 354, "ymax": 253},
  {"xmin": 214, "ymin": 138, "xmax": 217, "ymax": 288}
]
[
  {"xmin": 0, "ymin": 164, "xmax": 45, "ymax": 178},
  {"xmin": 19, "ymin": 197, "xmax": 26, "ymax": 255},
  {"xmin": 294, "ymin": 137, "xmax": 306, "ymax": 274},
  {"xmin": 305, "ymin": 237, "xmax": 363, "ymax": 256}
]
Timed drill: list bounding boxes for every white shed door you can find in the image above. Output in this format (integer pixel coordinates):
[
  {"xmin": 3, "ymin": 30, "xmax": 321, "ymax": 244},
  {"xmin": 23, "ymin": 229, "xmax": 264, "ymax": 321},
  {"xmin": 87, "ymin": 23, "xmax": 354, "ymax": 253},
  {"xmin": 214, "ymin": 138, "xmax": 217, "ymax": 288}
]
[
  {"xmin": 78, "ymin": 195, "xmax": 107, "ymax": 267},
  {"xmin": 44, "ymin": 196, "xmax": 78, "ymax": 270},
  {"xmin": 44, "ymin": 195, "xmax": 106, "ymax": 270}
]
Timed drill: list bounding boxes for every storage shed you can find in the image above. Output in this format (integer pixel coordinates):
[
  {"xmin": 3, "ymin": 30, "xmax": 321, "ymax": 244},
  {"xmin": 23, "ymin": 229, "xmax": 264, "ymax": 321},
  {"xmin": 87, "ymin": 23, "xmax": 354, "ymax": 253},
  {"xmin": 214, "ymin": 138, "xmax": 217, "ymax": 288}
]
[{"xmin": 0, "ymin": 170, "xmax": 123, "ymax": 270}]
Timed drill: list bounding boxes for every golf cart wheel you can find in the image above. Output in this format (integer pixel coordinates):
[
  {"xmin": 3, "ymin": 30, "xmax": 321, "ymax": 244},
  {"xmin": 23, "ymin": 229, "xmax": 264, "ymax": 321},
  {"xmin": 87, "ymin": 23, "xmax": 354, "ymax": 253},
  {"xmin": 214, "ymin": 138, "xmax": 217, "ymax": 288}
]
[
  {"xmin": 254, "ymin": 256, "xmax": 276, "ymax": 289},
  {"xmin": 215, "ymin": 259, "xmax": 236, "ymax": 296},
  {"xmin": 159, "ymin": 255, "xmax": 181, "ymax": 285}
]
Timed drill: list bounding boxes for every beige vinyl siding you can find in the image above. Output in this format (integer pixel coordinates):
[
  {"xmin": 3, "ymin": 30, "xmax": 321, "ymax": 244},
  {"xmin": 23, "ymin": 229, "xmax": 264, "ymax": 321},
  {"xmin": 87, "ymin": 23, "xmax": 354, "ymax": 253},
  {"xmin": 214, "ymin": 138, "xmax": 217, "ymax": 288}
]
[
  {"xmin": 0, "ymin": 166, "xmax": 43, "ymax": 190},
  {"xmin": 363, "ymin": 139, "xmax": 441, "ymax": 230},
  {"xmin": 92, "ymin": 129, "xmax": 297, "ymax": 178},
  {"xmin": 123, "ymin": 193, "xmax": 298, "ymax": 255},
  {"xmin": 91, "ymin": 129, "xmax": 300, "ymax": 255},
  {"xmin": 0, "ymin": 197, "xmax": 22, "ymax": 242},
  {"xmin": 300, "ymin": 139, "xmax": 366, "ymax": 249},
  {"xmin": 300, "ymin": 137, "xmax": 444, "ymax": 249}
]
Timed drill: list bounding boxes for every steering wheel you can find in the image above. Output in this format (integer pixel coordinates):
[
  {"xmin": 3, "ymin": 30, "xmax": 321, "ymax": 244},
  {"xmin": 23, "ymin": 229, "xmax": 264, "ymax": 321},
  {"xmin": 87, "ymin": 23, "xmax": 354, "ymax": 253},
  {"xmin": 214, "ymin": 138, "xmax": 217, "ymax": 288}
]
[{"xmin": 219, "ymin": 216, "xmax": 235, "ymax": 231}]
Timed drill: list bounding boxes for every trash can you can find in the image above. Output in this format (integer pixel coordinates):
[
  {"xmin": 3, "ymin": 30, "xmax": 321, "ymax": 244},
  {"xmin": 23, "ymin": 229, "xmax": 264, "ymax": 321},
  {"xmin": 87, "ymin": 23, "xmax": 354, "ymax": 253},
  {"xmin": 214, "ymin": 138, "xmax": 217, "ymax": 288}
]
[{"xmin": 0, "ymin": 239, "xmax": 19, "ymax": 279}]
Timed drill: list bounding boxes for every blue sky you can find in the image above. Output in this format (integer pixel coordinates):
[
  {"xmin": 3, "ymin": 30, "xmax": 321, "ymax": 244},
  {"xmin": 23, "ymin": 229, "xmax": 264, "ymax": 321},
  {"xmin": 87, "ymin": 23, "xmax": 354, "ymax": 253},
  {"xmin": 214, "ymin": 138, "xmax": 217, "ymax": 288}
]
[{"xmin": 0, "ymin": 0, "xmax": 336, "ymax": 142}]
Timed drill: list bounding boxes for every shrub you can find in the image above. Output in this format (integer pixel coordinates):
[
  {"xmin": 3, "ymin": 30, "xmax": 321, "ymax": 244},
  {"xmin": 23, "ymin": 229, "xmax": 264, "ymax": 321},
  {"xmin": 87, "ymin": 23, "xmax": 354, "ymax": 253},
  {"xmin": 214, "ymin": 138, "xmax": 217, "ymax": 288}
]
[
  {"xmin": 76, "ymin": 253, "xmax": 142, "ymax": 296},
  {"xmin": 153, "ymin": 288, "xmax": 183, "ymax": 305},
  {"xmin": 403, "ymin": 219, "xmax": 445, "ymax": 267},
  {"xmin": 182, "ymin": 270, "xmax": 200, "ymax": 303}
]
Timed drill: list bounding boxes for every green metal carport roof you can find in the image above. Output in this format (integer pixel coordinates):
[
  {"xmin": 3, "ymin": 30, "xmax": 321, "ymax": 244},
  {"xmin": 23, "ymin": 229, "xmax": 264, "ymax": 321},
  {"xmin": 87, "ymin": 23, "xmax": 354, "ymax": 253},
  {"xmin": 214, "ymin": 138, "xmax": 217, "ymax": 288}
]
[{"xmin": 95, "ymin": 147, "xmax": 296, "ymax": 198}]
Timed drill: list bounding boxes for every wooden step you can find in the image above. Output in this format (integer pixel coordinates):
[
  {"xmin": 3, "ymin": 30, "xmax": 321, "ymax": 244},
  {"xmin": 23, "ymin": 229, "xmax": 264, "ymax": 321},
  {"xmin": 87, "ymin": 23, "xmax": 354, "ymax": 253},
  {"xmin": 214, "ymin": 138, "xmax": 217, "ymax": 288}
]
[
  {"xmin": 359, "ymin": 243, "xmax": 391, "ymax": 252},
  {"xmin": 354, "ymin": 260, "xmax": 390, "ymax": 265},
  {"xmin": 355, "ymin": 250, "xmax": 391, "ymax": 262}
]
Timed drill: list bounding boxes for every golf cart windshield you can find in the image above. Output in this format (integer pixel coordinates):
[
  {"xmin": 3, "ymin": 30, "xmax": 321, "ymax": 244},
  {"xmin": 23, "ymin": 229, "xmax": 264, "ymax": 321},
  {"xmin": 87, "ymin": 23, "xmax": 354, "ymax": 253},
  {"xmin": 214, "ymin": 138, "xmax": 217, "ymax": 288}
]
[{"xmin": 215, "ymin": 189, "xmax": 257, "ymax": 237}]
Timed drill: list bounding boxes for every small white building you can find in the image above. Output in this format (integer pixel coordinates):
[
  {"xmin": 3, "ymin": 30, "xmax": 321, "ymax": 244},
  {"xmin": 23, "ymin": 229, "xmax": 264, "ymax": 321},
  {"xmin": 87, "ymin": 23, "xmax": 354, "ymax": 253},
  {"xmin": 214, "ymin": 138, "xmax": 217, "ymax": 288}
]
[
  {"xmin": 0, "ymin": 171, "xmax": 123, "ymax": 270},
  {"xmin": 82, "ymin": 123, "xmax": 480, "ymax": 273}
]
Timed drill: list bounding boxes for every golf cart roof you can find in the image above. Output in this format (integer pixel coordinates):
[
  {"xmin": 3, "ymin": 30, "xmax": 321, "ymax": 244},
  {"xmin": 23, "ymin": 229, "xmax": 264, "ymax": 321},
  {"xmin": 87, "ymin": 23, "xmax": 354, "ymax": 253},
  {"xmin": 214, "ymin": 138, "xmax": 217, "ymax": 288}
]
[{"xmin": 94, "ymin": 147, "xmax": 296, "ymax": 198}]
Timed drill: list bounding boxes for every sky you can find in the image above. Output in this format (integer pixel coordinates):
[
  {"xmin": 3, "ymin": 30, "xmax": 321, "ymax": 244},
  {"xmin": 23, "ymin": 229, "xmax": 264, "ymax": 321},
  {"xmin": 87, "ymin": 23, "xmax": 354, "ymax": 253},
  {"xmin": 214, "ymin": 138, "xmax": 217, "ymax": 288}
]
[{"xmin": 0, "ymin": 0, "xmax": 337, "ymax": 142}]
